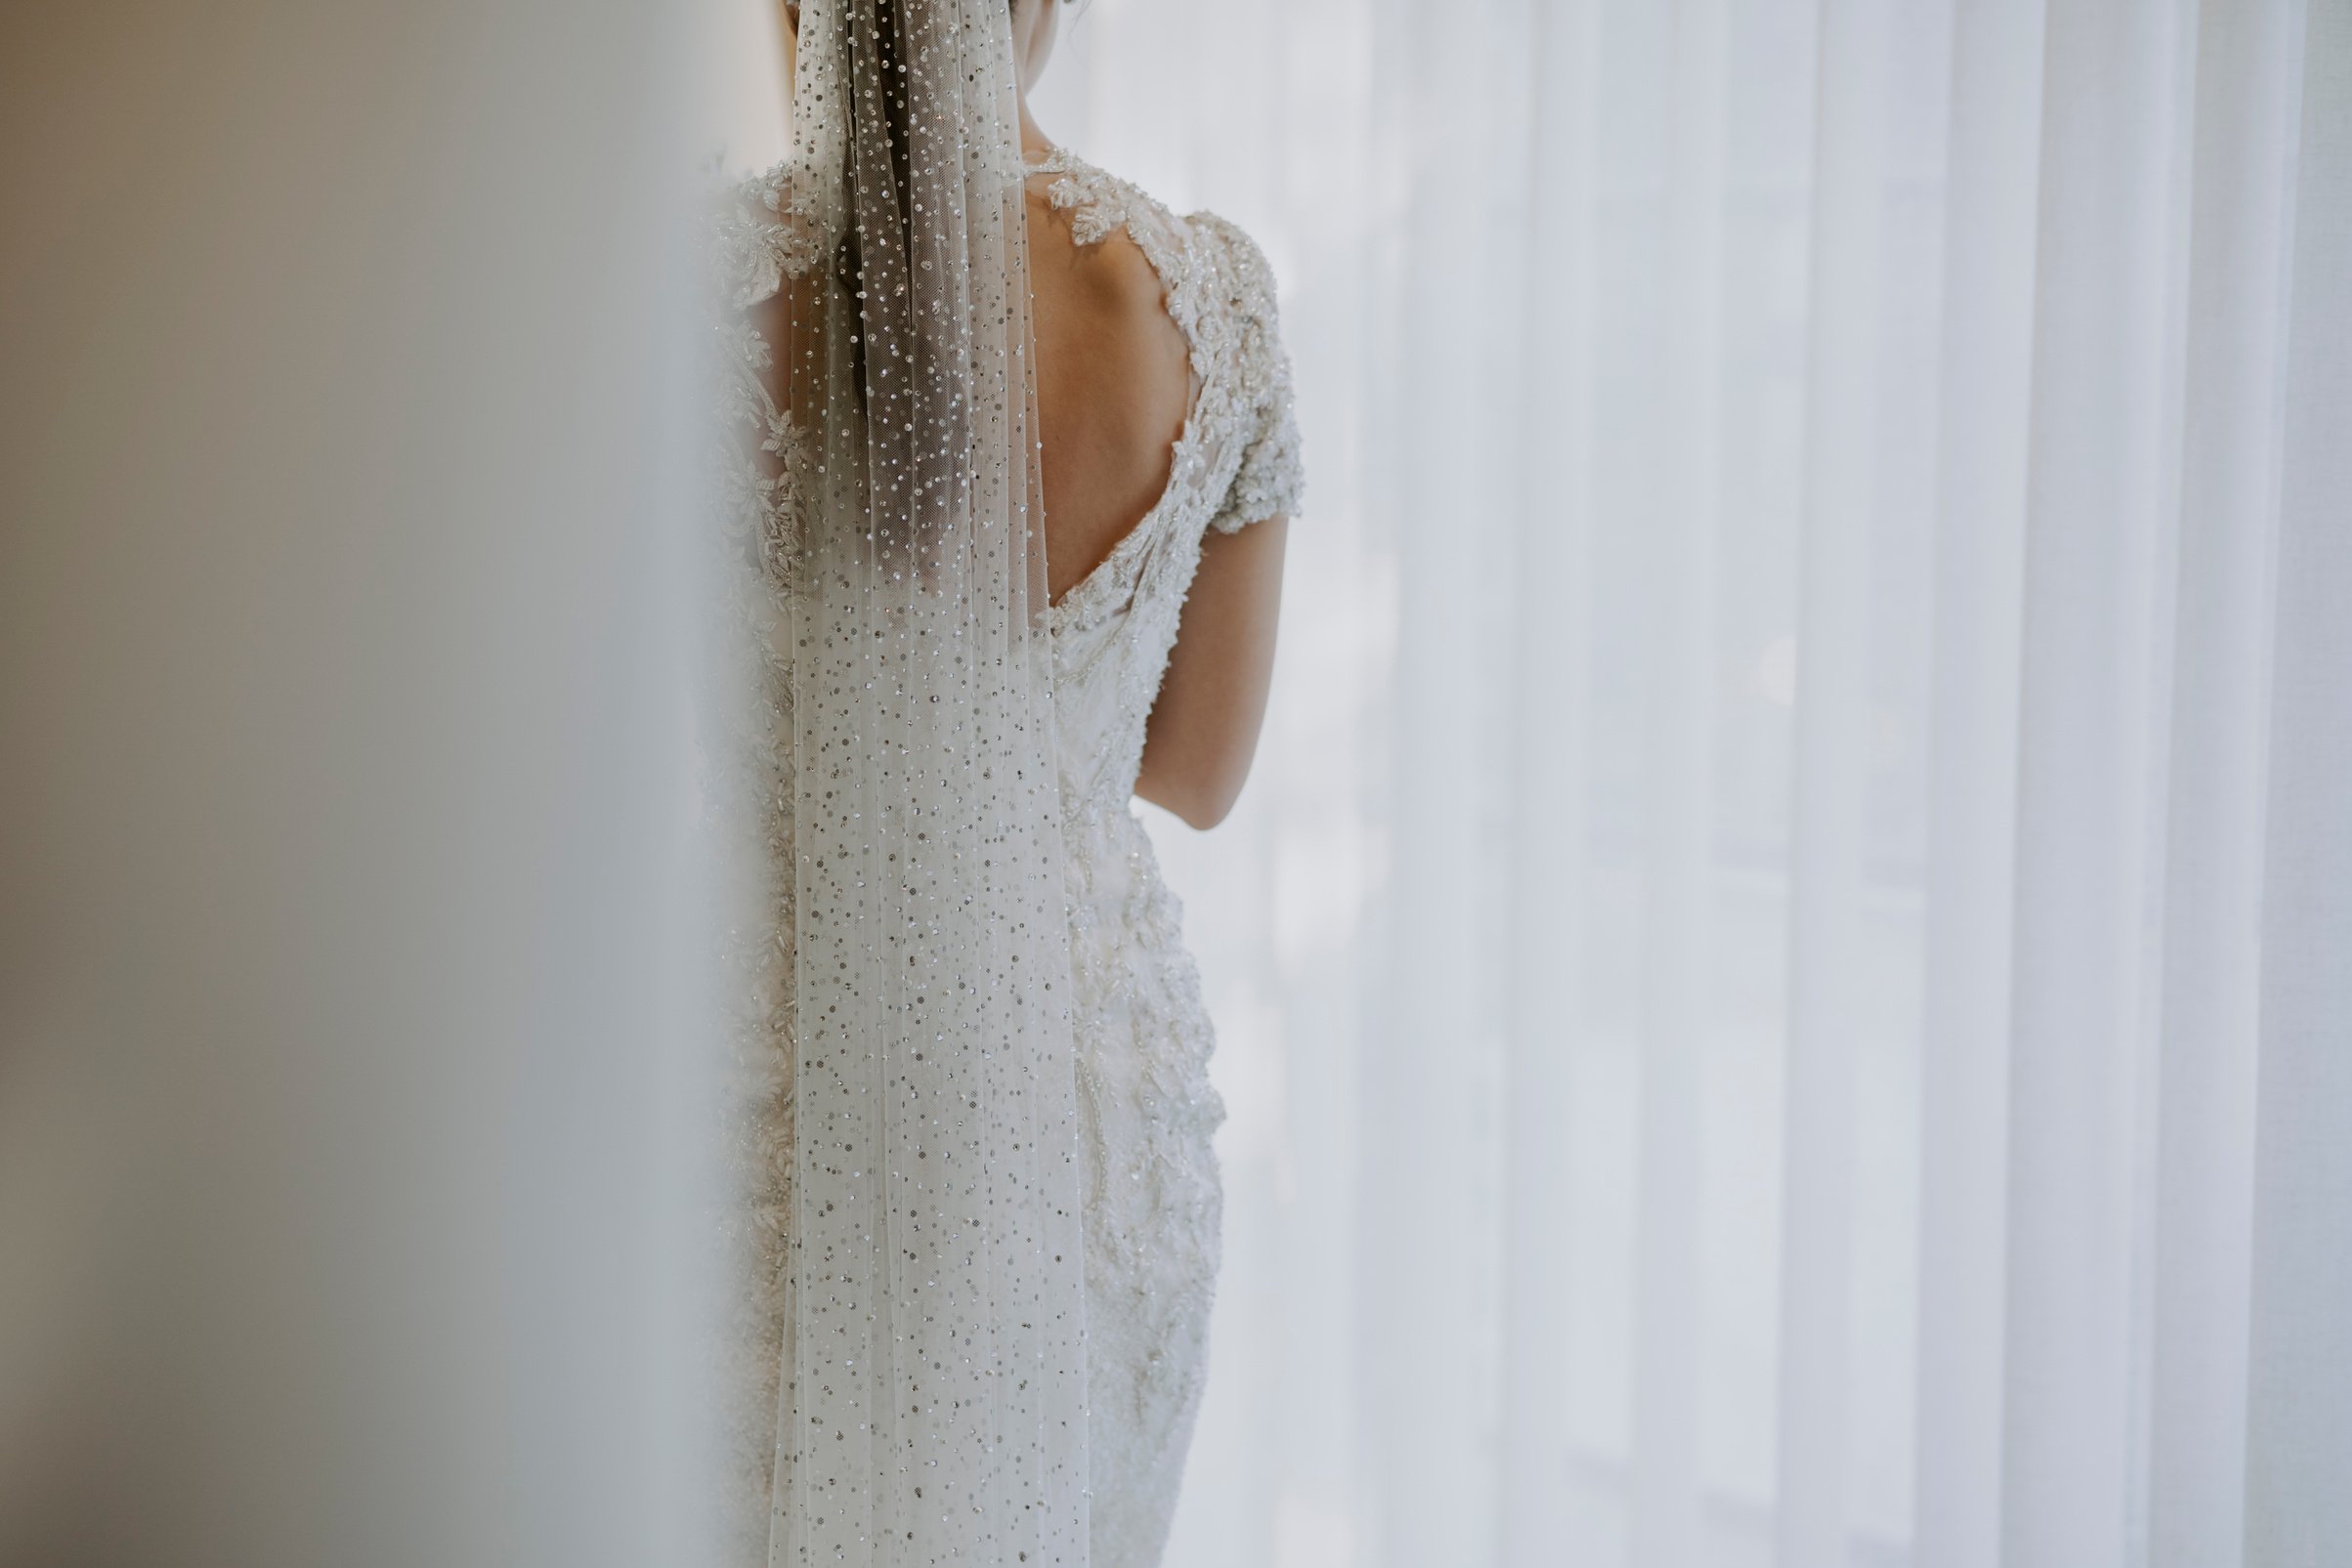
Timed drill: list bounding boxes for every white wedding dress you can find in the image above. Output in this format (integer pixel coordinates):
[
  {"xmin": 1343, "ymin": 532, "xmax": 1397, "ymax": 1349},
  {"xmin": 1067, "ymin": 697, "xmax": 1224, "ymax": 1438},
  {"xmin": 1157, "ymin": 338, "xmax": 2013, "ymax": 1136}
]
[
  {"xmin": 1027, "ymin": 148, "xmax": 1303, "ymax": 1564},
  {"xmin": 714, "ymin": 124, "xmax": 1300, "ymax": 1566}
]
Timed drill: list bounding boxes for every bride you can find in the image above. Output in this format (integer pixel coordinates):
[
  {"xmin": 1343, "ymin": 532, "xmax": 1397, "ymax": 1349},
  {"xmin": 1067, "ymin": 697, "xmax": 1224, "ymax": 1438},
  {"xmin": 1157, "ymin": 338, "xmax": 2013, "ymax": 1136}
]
[{"xmin": 714, "ymin": 0, "xmax": 1302, "ymax": 1561}]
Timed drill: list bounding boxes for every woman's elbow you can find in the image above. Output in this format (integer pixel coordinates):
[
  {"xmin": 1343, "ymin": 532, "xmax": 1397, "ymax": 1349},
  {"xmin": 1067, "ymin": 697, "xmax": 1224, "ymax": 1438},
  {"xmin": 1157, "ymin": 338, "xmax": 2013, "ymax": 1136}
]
[
  {"xmin": 1170, "ymin": 784, "xmax": 1239, "ymax": 831},
  {"xmin": 1136, "ymin": 754, "xmax": 1249, "ymax": 831}
]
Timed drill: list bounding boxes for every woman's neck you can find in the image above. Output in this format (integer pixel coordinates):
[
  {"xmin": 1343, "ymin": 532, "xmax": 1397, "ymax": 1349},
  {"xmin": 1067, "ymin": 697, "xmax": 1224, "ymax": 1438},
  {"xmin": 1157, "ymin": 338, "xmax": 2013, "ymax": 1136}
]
[{"xmin": 1018, "ymin": 99, "xmax": 1054, "ymax": 161}]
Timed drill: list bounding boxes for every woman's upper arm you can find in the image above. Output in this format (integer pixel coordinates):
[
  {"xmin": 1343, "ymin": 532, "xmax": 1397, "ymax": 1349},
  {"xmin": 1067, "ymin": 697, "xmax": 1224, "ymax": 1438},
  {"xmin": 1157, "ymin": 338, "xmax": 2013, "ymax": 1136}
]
[{"xmin": 1133, "ymin": 514, "xmax": 1289, "ymax": 829}]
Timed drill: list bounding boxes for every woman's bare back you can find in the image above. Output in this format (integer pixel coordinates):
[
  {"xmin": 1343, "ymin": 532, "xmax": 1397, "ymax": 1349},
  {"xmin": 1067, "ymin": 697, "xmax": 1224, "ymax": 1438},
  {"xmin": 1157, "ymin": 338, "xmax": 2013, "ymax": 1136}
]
[{"xmin": 1024, "ymin": 175, "xmax": 1195, "ymax": 606}]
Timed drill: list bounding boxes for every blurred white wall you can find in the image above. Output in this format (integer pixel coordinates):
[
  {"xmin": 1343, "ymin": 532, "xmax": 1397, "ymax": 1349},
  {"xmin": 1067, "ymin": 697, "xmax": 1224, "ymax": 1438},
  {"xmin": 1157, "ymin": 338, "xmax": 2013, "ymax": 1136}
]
[{"xmin": 0, "ymin": 7, "xmax": 727, "ymax": 1565}]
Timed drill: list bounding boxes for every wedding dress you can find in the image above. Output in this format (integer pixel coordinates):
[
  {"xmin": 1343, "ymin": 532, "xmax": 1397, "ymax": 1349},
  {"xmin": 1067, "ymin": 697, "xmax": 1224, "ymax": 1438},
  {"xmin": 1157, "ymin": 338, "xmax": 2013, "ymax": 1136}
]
[
  {"xmin": 710, "ymin": 5, "xmax": 1297, "ymax": 1560},
  {"xmin": 1027, "ymin": 148, "xmax": 1304, "ymax": 1563}
]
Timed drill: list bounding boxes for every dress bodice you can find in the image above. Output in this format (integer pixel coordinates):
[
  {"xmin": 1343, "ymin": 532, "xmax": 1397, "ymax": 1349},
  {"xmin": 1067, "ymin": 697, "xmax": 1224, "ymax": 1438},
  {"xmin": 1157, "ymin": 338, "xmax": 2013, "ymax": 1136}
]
[{"xmin": 1028, "ymin": 149, "xmax": 1304, "ymax": 828}]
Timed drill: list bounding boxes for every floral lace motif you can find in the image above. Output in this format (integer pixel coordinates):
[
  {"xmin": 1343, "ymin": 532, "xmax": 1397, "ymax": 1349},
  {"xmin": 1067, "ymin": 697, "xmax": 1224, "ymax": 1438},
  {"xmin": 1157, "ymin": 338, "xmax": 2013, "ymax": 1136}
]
[{"xmin": 1028, "ymin": 147, "xmax": 1303, "ymax": 1566}]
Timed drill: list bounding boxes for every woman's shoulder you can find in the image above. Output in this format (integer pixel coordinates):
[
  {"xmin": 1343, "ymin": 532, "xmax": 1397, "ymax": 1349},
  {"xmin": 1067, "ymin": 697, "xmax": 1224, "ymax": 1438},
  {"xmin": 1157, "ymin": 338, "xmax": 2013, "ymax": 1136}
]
[
  {"xmin": 1026, "ymin": 149, "xmax": 1290, "ymax": 366},
  {"xmin": 1026, "ymin": 148, "xmax": 1157, "ymax": 247},
  {"xmin": 1178, "ymin": 209, "xmax": 1284, "ymax": 325},
  {"xmin": 1029, "ymin": 150, "xmax": 1274, "ymax": 274}
]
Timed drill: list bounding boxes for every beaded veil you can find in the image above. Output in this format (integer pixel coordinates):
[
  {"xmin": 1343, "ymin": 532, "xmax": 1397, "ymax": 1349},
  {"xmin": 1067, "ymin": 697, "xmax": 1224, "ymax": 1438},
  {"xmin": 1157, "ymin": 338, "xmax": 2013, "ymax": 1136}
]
[{"xmin": 712, "ymin": 1, "xmax": 1090, "ymax": 1562}]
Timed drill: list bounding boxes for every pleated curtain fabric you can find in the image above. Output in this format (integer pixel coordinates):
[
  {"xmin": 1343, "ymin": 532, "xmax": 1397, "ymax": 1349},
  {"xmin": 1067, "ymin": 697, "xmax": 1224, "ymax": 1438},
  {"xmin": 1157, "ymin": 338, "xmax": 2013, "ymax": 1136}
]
[
  {"xmin": 2247, "ymin": 2, "xmax": 2352, "ymax": 1561},
  {"xmin": 1026, "ymin": 0, "xmax": 2352, "ymax": 1564}
]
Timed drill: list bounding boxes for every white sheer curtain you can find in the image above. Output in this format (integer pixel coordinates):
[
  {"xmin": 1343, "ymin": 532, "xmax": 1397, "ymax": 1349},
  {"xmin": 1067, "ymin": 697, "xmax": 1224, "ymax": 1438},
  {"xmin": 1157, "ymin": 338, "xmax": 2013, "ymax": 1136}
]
[{"xmin": 1032, "ymin": 2, "xmax": 2352, "ymax": 1565}]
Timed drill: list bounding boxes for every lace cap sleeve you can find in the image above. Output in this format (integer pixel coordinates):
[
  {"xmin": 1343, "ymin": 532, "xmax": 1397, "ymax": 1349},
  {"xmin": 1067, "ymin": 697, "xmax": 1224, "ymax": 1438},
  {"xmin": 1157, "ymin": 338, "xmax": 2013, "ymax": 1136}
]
[{"xmin": 1195, "ymin": 214, "xmax": 1304, "ymax": 533}]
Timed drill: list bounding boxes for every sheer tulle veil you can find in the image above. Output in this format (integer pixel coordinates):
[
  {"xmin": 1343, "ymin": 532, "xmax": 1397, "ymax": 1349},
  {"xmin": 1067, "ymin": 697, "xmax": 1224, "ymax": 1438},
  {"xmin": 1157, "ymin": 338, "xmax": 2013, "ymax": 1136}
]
[{"xmin": 711, "ymin": 1, "xmax": 1089, "ymax": 1562}]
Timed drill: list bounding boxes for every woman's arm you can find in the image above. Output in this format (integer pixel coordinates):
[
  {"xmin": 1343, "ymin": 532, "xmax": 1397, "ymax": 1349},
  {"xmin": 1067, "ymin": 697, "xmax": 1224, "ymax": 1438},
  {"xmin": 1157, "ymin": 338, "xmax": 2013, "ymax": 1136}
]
[{"xmin": 1133, "ymin": 516, "xmax": 1289, "ymax": 829}]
